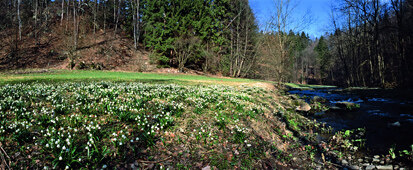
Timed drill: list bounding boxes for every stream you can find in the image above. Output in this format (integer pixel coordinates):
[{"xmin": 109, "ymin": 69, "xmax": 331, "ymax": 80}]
[{"xmin": 288, "ymin": 88, "xmax": 413, "ymax": 155}]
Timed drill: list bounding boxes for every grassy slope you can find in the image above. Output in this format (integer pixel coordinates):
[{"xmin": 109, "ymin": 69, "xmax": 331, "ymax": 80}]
[{"xmin": 0, "ymin": 70, "xmax": 328, "ymax": 169}]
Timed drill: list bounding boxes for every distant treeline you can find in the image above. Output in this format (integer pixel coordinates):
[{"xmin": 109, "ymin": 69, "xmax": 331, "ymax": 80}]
[{"xmin": 1, "ymin": 0, "xmax": 412, "ymax": 88}]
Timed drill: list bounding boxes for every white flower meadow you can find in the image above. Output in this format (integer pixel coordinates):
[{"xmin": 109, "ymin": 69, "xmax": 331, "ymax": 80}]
[{"xmin": 0, "ymin": 81, "xmax": 265, "ymax": 169}]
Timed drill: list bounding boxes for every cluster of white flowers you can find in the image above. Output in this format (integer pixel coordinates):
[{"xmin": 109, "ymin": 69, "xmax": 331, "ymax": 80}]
[
  {"xmin": 192, "ymin": 124, "xmax": 216, "ymax": 142},
  {"xmin": 3, "ymin": 119, "xmax": 33, "ymax": 134},
  {"xmin": 232, "ymin": 124, "xmax": 249, "ymax": 134},
  {"xmin": 110, "ymin": 128, "xmax": 133, "ymax": 146},
  {"xmin": 43, "ymin": 127, "xmax": 73, "ymax": 152}
]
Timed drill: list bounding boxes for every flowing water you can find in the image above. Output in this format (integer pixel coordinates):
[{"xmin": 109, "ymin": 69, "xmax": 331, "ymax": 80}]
[{"xmin": 288, "ymin": 88, "xmax": 413, "ymax": 154}]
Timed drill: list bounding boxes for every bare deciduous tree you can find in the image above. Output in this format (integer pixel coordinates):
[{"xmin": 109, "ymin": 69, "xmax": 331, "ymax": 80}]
[
  {"xmin": 173, "ymin": 36, "xmax": 200, "ymax": 72},
  {"xmin": 256, "ymin": 0, "xmax": 312, "ymax": 82}
]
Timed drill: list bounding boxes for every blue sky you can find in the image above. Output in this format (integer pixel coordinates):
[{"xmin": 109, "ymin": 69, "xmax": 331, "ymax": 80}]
[{"xmin": 249, "ymin": 0, "xmax": 333, "ymax": 38}]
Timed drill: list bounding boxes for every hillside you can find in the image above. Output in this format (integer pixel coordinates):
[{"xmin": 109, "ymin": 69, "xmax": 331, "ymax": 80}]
[{"xmin": 0, "ymin": 24, "xmax": 155, "ymax": 72}]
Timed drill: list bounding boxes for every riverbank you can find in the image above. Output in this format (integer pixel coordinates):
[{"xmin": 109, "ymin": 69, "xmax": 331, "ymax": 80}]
[{"xmin": 287, "ymin": 83, "xmax": 413, "ymax": 169}]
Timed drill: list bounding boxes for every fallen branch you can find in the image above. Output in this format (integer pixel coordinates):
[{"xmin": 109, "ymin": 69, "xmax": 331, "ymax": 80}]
[
  {"xmin": 0, "ymin": 143, "xmax": 11, "ymax": 170},
  {"xmin": 137, "ymin": 156, "xmax": 172, "ymax": 164}
]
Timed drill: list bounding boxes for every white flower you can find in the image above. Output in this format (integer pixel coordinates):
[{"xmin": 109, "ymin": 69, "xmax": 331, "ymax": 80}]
[
  {"xmin": 247, "ymin": 144, "xmax": 251, "ymax": 147},
  {"xmin": 102, "ymin": 165, "xmax": 107, "ymax": 169},
  {"xmin": 59, "ymin": 156, "xmax": 62, "ymax": 160},
  {"xmin": 62, "ymin": 146, "xmax": 66, "ymax": 150},
  {"xmin": 65, "ymin": 166, "xmax": 69, "ymax": 169}
]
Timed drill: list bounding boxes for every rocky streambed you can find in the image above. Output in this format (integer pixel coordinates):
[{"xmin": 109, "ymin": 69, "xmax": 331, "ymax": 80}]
[{"xmin": 287, "ymin": 86, "xmax": 413, "ymax": 169}]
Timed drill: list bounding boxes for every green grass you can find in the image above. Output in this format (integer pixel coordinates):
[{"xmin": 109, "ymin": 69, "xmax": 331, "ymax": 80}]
[
  {"xmin": 285, "ymin": 83, "xmax": 336, "ymax": 90},
  {"xmin": 0, "ymin": 70, "xmax": 265, "ymax": 86}
]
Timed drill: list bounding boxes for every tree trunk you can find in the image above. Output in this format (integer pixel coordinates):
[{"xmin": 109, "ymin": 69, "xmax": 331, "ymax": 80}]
[
  {"xmin": 17, "ymin": 0, "xmax": 21, "ymax": 40},
  {"xmin": 34, "ymin": 0, "xmax": 38, "ymax": 45},
  {"xmin": 66, "ymin": 0, "xmax": 69, "ymax": 31},
  {"xmin": 45, "ymin": 0, "xmax": 48, "ymax": 23},
  {"xmin": 114, "ymin": 0, "xmax": 121, "ymax": 36},
  {"xmin": 61, "ymin": 0, "xmax": 64, "ymax": 25},
  {"xmin": 237, "ymin": 15, "xmax": 249, "ymax": 78},
  {"xmin": 93, "ymin": 0, "xmax": 96, "ymax": 36},
  {"xmin": 133, "ymin": 1, "xmax": 136, "ymax": 49},
  {"xmin": 103, "ymin": 0, "xmax": 106, "ymax": 33},
  {"xmin": 136, "ymin": 0, "xmax": 140, "ymax": 47},
  {"xmin": 73, "ymin": 0, "xmax": 77, "ymax": 49},
  {"xmin": 113, "ymin": 0, "xmax": 116, "ymax": 25},
  {"xmin": 230, "ymin": 29, "xmax": 233, "ymax": 76}
]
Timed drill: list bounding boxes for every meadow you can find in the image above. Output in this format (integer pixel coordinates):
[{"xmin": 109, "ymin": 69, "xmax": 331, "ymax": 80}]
[{"xmin": 0, "ymin": 71, "xmax": 325, "ymax": 169}]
